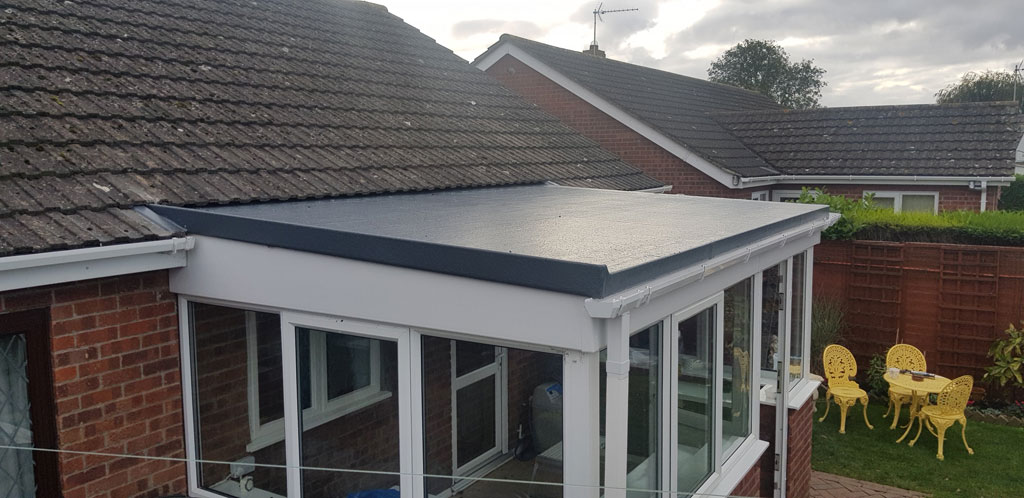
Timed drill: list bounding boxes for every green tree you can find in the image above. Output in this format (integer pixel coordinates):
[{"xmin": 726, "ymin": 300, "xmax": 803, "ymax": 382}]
[
  {"xmin": 935, "ymin": 70, "xmax": 1024, "ymax": 111},
  {"xmin": 1000, "ymin": 174, "xmax": 1024, "ymax": 211},
  {"xmin": 707, "ymin": 39, "xmax": 827, "ymax": 109}
]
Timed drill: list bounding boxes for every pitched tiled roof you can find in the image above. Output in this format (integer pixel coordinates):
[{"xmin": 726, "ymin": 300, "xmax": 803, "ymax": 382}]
[
  {"xmin": 0, "ymin": 0, "xmax": 661, "ymax": 256},
  {"xmin": 480, "ymin": 35, "xmax": 783, "ymax": 177},
  {"xmin": 713, "ymin": 102, "xmax": 1024, "ymax": 176},
  {"xmin": 481, "ymin": 36, "xmax": 1024, "ymax": 182}
]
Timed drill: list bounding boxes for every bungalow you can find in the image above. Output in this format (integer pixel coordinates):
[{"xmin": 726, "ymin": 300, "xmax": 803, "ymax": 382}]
[
  {"xmin": 474, "ymin": 35, "xmax": 1024, "ymax": 213},
  {"xmin": 0, "ymin": 1, "xmax": 829, "ymax": 498}
]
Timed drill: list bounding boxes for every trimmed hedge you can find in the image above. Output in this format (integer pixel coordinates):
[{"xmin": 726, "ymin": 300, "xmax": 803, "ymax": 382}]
[{"xmin": 796, "ymin": 189, "xmax": 1024, "ymax": 247}]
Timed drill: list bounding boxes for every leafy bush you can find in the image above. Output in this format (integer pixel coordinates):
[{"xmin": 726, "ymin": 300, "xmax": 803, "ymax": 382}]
[
  {"xmin": 810, "ymin": 297, "xmax": 845, "ymax": 375},
  {"xmin": 796, "ymin": 187, "xmax": 1024, "ymax": 246},
  {"xmin": 865, "ymin": 353, "xmax": 889, "ymax": 397},
  {"xmin": 983, "ymin": 323, "xmax": 1024, "ymax": 388},
  {"xmin": 1000, "ymin": 174, "xmax": 1024, "ymax": 211}
]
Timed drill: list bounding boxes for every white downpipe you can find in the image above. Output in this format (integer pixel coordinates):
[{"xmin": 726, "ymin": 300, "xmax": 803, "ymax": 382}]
[
  {"xmin": 602, "ymin": 313, "xmax": 631, "ymax": 498},
  {"xmin": 980, "ymin": 180, "xmax": 988, "ymax": 212},
  {"xmin": 584, "ymin": 214, "xmax": 839, "ymax": 318},
  {"xmin": 0, "ymin": 237, "xmax": 195, "ymax": 292}
]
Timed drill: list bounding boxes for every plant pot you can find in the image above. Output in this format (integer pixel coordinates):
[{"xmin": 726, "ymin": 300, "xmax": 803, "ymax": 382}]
[{"xmin": 970, "ymin": 386, "xmax": 986, "ymax": 402}]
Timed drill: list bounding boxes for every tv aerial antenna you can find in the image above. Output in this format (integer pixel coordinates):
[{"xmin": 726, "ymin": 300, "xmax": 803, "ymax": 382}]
[
  {"xmin": 591, "ymin": 3, "xmax": 638, "ymax": 48},
  {"xmin": 1013, "ymin": 59, "xmax": 1023, "ymax": 103}
]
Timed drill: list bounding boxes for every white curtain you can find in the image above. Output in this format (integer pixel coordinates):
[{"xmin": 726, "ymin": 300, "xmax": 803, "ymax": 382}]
[{"xmin": 0, "ymin": 334, "xmax": 35, "ymax": 498}]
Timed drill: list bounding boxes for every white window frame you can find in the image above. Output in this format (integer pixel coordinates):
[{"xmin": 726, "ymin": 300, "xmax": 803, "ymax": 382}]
[
  {"xmin": 771, "ymin": 190, "xmax": 804, "ymax": 202},
  {"xmin": 864, "ymin": 190, "xmax": 939, "ymax": 213},
  {"xmin": 245, "ymin": 310, "xmax": 390, "ymax": 452},
  {"xmin": 751, "ymin": 190, "xmax": 769, "ymax": 201}
]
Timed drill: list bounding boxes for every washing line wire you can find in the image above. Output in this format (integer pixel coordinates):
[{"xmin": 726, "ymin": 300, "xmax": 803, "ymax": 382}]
[{"xmin": 0, "ymin": 444, "xmax": 758, "ymax": 498}]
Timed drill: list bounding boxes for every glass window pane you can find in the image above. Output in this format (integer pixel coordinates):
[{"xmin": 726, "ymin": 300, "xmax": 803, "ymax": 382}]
[
  {"xmin": 902, "ymin": 194, "xmax": 936, "ymax": 213},
  {"xmin": 456, "ymin": 377, "xmax": 497, "ymax": 468},
  {"xmin": 455, "ymin": 341, "xmax": 495, "ymax": 377},
  {"xmin": 424, "ymin": 336, "xmax": 564, "ymax": 497},
  {"xmin": 626, "ymin": 324, "xmax": 661, "ymax": 492},
  {"xmin": 677, "ymin": 307, "xmax": 715, "ymax": 493},
  {"xmin": 0, "ymin": 334, "xmax": 35, "ymax": 498},
  {"xmin": 326, "ymin": 334, "xmax": 372, "ymax": 399},
  {"xmin": 761, "ymin": 263, "xmax": 785, "ymax": 381},
  {"xmin": 298, "ymin": 328, "xmax": 399, "ymax": 496},
  {"xmin": 723, "ymin": 278, "xmax": 753, "ymax": 459},
  {"xmin": 191, "ymin": 303, "xmax": 286, "ymax": 497},
  {"xmin": 789, "ymin": 253, "xmax": 807, "ymax": 387},
  {"xmin": 873, "ymin": 196, "xmax": 896, "ymax": 210}
]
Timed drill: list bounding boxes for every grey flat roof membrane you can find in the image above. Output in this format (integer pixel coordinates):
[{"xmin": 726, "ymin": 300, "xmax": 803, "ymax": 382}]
[{"xmin": 150, "ymin": 185, "xmax": 829, "ymax": 298}]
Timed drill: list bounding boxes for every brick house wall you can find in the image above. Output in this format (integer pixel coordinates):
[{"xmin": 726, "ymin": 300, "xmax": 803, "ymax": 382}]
[
  {"xmin": 0, "ymin": 271, "xmax": 186, "ymax": 498},
  {"xmin": 769, "ymin": 184, "xmax": 1000, "ymax": 212}
]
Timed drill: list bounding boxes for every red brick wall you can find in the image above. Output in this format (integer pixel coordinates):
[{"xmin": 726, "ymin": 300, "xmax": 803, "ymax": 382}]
[
  {"xmin": 771, "ymin": 183, "xmax": 999, "ymax": 212},
  {"xmin": 756, "ymin": 398, "xmax": 814, "ymax": 498},
  {"xmin": 485, "ymin": 55, "xmax": 751, "ymax": 199},
  {"xmin": 0, "ymin": 271, "xmax": 186, "ymax": 498},
  {"xmin": 732, "ymin": 461, "xmax": 762, "ymax": 497}
]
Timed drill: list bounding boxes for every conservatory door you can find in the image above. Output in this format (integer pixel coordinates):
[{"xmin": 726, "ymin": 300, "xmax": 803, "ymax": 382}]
[{"xmin": 451, "ymin": 341, "xmax": 507, "ymax": 479}]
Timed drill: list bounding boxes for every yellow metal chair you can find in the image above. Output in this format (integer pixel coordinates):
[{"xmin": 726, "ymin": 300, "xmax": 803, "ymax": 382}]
[
  {"xmin": 884, "ymin": 344, "xmax": 927, "ymax": 429},
  {"xmin": 909, "ymin": 375, "xmax": 975, "ymax": 460},
  {"xmin": 818, "ymin": 344, "xmax": 873, "ymax": 433}
]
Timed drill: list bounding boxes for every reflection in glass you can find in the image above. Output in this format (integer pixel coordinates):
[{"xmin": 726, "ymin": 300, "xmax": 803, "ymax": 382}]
[
  {"xmin": 297, "ymin": 328, "xmax": 398, "ymax": 497},
  {"xmin": 677, "ymin": 307, "xmax": 715, "ymax": 493},
  {"xmin": 191, "ymin": 303, "xmax": 287, "ymax": 497},
  {"xmin": 761, "ymin": 263, "xmax": 786, "ymax": 377},
  {"xmin": 789, "ymin": 253, "xmax": 806, "ymax": 387},
  {"xmin": 723, "ymin": 279, "xmax": 753, "ymax": 458}
]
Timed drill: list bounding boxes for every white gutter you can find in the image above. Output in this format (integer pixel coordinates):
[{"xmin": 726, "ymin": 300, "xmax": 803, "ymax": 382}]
[
  {"xmin": 584, "ymin": 213, "xmax": 839, "ymax": 318},
  {"xmin": 0, "ymin": 237, "xmax": 195, "ymax": 292},
  {"xmin": 740, "ymin": 174, "xmax": 1014, "ymax": 187}
]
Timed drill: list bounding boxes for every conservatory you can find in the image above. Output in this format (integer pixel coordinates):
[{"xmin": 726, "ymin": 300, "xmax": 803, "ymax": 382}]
[{"xmin": 153, "ymin": 185, "xmax": 832, "ymax": 498}]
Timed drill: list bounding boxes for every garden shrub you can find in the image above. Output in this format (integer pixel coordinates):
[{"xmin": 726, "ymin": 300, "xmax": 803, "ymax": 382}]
[{"xmin": 810, "ymin": 296, "xmax": 845, "ymax": 375}]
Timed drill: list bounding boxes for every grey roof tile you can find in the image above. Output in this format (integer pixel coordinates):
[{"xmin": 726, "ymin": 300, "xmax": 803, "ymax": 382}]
[
  {"xmin": 713, "ymin": 103, "xmax": 1023, "ymax": 176},
  {"xmin": 0, "ymin": 0, "xmax": 661, "ymax": 256}
]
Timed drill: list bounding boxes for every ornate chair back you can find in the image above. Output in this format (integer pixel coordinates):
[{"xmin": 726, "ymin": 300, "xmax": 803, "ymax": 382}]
[
  {"xmin": 886, "ymin": 344, "xmax": 926, "ymax": 372},
  {"xmin": 822, "ymin": 344, "xmax": 858, "ymax": 388},
  {"xmin": 935, "ymin": 375, "xmax": 973, "ymax": 417}
]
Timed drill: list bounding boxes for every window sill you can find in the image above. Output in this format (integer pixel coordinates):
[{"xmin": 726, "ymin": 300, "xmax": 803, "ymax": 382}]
[
  {"xmin": 245, "ymin": 390, "xmax": 392, "ymax": 452},
  {"xmin": 759, "ymin": 378, "xmax": 820, "ymax": 410},
  {"xmin": 695, "ymin": 436, "xmax": 769, "ymax": 497}
]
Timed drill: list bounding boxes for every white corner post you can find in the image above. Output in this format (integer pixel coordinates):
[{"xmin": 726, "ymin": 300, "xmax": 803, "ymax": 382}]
[
  {"xmin": 980, "ymin": 180, "xmax": 988, "ymax": 212},
  {"xmin": 563, "ymin": 350, "xmax": 601, "ymax": 498},
  {"xmin": 603, "ymin": 312, "xmax": 631, "ymax": 498},
  {"xmin": 280, "ymin": 316, "xmax": 302, "ymax": 497}
]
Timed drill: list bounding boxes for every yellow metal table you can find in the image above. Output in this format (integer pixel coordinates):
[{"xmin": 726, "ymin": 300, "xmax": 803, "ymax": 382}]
[{"xmin": 885, "ymin": 372, "xmax": 950, "ymax": 443}]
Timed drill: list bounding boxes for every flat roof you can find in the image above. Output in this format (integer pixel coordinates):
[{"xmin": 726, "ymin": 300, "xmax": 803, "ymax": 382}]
[{"xmin": 150, "ymin": 185, "xmax": 828, "ymax": 298}]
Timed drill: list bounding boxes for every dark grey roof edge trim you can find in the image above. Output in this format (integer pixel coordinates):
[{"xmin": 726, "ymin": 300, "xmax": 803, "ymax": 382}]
[
  {"xmin": 602, "ymin": 205, "xmax": 829, "ymax": 294},
  {"xmin": 148, "ymin": 204, "xmax": 612, "ymax": 297}
]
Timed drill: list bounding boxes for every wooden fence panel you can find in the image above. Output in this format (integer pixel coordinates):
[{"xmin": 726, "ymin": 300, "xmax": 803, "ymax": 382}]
[{"xmin": 813, "ymin": 240, "xmax": 1024, "ymax": 384}]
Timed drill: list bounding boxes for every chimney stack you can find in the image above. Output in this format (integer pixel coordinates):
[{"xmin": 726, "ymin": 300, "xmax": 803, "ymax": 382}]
[{"xmin": 583, "ymin": 43, "xmax": 606, "ymax": 58}]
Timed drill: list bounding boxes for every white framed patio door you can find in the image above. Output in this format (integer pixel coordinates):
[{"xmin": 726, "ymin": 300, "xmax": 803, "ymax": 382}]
[{"xmin": 451, "ymin": 340, "xmax": 508, "ymax": 479}]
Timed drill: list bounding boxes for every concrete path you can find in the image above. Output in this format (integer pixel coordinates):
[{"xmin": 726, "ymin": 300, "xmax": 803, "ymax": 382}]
[{"xmin": 810, "ymin": 471, "xmax": 928, "ymax": 498}]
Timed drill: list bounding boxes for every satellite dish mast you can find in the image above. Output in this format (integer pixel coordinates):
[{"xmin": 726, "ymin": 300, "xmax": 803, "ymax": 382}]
[{"xmin": 589, "ymin": 3, "xmax": 638, "ymax": 55}]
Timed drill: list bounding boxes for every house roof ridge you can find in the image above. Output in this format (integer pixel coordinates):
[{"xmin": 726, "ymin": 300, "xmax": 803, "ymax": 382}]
[{"xmin": 711, "ymin": 100, "xmax": 1022, "ymax": 117}]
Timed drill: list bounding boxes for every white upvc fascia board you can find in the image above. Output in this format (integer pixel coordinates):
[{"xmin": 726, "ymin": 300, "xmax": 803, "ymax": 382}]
[
  {"xmin": 742, "ymin": 174, "xmax": 1015, "ymax": 187},
  {"xmin": 170, "ymin": 236, "xmax": 598, "ymax": 352},
  {"xmin": 474, "ymin": 43, "xmax": 741, "ymax": 189},
  {"xmin": 0, "ymin": 237, "xmax": 194, "ymax": 292},
  {"xmin": 584, "ymin": 213, "xmax": 840, "ymax": 319}
]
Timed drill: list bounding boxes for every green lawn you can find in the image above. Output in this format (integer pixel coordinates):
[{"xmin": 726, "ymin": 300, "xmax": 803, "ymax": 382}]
[{"xmin": 812, "ymin": 398, "xmax": 1024, "ymax": 498}]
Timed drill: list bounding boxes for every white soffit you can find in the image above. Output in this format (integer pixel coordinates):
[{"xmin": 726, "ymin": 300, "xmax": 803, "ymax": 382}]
[{"xmin": 474, "ymin": 43, "xmax": 741, "ymax": 189}]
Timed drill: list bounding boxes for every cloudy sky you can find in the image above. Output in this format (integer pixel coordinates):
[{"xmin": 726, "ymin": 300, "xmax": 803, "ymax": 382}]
[{"xmin": 380, "ymin": 0, "xmax": 1024, "ymax": 107}]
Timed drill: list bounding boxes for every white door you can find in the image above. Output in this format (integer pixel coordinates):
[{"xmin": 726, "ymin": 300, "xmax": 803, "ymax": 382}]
[{"xmin": 451, "ymin": 340, "xmax": 507, "ymax": 478}]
